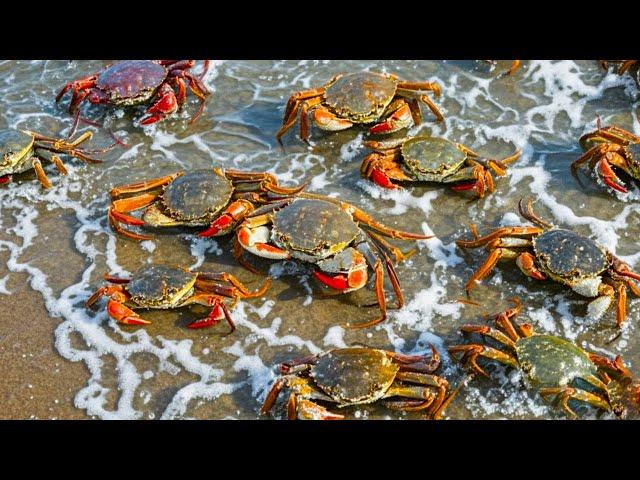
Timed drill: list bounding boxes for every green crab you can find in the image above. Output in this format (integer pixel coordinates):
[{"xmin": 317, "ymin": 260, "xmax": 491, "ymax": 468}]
[
  {"xmin": 449, "ymin": 298, "xmax": 640, "ymax": 418},
  {"xmin": 0, "ymin": 128, "xmax": 104, "ymax": 188},
  {"xmin": 260, "ymin": 346, "xmax": 455, "ymax": 419},
  {"xmin": 361, "ymin": 135, "xmax": 520, "ymax": 198}
]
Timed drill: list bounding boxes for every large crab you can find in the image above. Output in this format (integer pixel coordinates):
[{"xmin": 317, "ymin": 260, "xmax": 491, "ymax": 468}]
[
  {"xmin": 449, "ymin": 299, "xmax": 640, "ymax": 418},
  {"xmin": 0, "ymin": 128, "xmax": 106, "ymax": 188},
  {"xmin": 260, "ymin": 346, "xmax": 455, "ymax": 419},
  {"xmin": 571, "ymin": 123, "xmax": 640, "ymax": 194},
  {"xmin": 276, "ymin": 71, "xmax": 444, "ymax": 144},
  {"xmin": 56, "ymin": 60, "xmax": 210, "ymax": 125},
  {"xmin": 456, "ymin": 198, "xmax": 640, "ymax": 327},
  {"xmin": 86, "ymin": 264, "xmax": 271, "ymax": 333},
  {"xmin": 108, "ymin": 167, "xmax": 306, "ymax": 241},
  {"xmin": 361, "ymin": 135, "xmax": 521, "ymax": 197},
  {"xmin": 235, "ymin": 193, "xmax": 432, "ymax": 328}
]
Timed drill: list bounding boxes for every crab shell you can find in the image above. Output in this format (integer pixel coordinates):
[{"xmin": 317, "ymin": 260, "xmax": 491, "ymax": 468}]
[
  {"xmin": 324, "ymin": 72, "xmax": 398, "ymax": 123},
  {"xmin": 400, "ymin": 136, "xmax": 467, "ymax": 181},
  {"xmin": 271, "ymin": 198, "xmax": 361, "ymax": 263},
  {"xmin": 125, "ymin": 265, "xmax": 197, "ymax": 308},
  {"xmin": 143, "ymin": 170, "xmax": 234, "ymax": 226},
  {"xmin": 0, "ymin": 129, "xmax": 35, "ymax": 175},
  {"xmin": 532, "ymin": 229, "xmax": 609, "ymax": 288},
  {"xmin": 309, "ymin": 348, "xmax": 400, "ymax": 406},
  {"xmin": 96, "ymin": 60, "xmax": 168, "ymax": 106},
  {"xmin": 515, "ymin": 335, "xmax": 598, "ymax": 389},
  {"xmin": 620, "ymin": 143, "xmax": 640, "ymax": 178}
]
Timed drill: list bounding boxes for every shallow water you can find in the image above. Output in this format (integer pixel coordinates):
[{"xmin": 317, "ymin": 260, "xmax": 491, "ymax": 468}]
[{"xmin": 1, "ymin": 60, "xmax": 640, "ymax": 420}]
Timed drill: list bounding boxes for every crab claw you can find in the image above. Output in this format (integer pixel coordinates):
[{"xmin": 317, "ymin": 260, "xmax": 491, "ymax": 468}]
[
  {"xmin": 0, "ymin": 175, "xmax": 12, "ymax": 185},
  {"xmin": 140, "ymin": 84, "xmax": 178, "ymax": 125},
  {"xmin": 369, "ymin": 104, "xmax": 413, "ymax": 134},
  {"xmin": 188, "ymin": 303, "xmax": 226, "ymax": 329},
  {"xmin": 516, "ymin": 252, "xmax": 546, "ymax": 280},
  {"xmin": 370, "ymin": 168, "xmax": 399, "ymax": 189},
  {"xmin": 107, "ymin": 299, "xmax": 151, "ymax": 325},
  {"xmin": 314, "ymin": 249, "xmax": 368, "ymax": 292},
  {"xmin": 598, "ymin": 158, "xmax": 628, "ymax": 193}
]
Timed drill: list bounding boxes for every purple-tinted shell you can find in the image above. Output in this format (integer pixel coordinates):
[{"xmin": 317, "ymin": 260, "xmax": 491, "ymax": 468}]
[{"xmin": 96, "ymin": 60, "xmax": 167, "ymax": 101}]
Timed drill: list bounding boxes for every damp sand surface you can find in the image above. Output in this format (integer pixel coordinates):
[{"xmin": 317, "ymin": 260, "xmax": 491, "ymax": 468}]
[{"xmin": 1, "ymin": 60, "xmax": 640, "ymax": 419}]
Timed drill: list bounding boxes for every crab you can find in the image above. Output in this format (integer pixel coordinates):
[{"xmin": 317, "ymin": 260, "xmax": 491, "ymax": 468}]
[
  {"xmin": 108, "ymin": 167, "xmax": 306, "ymax": 241},
  {"xmin": 276, "ymin": 71, "xmax": 444, "ymax": 144},
  {"xmin": 235, "ymin": 193, "xmax": 432, "ymax": 328},
  {"xmin": 361, "ymin": 135, "xmax": 521, "ymax": 197},
  {"xmin": 449, "ymin": 298, "xmax": 639, "ymax": 418},
  {"xmin": 260, "ymin": 345, "xmax": 455, "ymax": 419},
  {"xmin": 56, "ymin": 60, "xmax": 210, "ymax": 125},
  {"xmin": 456, "ymin": 198, "xmax": 640, "ymax": 327},
  {"xmin": 571, "ymin": 123, "xmax": 640, "ymax": 194},
  {"xmin": 86, "ymin": 264, "xmax": 271, "ymax": 333},
  {"xmin": 0, "ymin": 128, "xmax": 106, "ymax": 188}
]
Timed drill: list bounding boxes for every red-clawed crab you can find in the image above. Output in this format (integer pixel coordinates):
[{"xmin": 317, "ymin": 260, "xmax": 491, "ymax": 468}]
[
  {"xmin": 234, "ymin": 193, "xmax": 432, "ymax": 328},
  {"xmin": 56, "ymin": 60, "xmax": 210, "ymax": 125},
  {"xmin": 361, "ymin": 135, "xmax": 521, "ymax": 197},
  {"xmin": 571, "ymin": 123, "xmax": 640, "ymax": 194},
  {"xmin": 108, "ymin": 168, "xmax": 306, "ymax": 241},
  {"xmin": 86, "ymin": 264, "xmax": 271, "ymax": 333},
  {"xmin": 260, "ymin": 345, "xmax": 456, "ymax": 419},
  {"xmin": 456, "ymin": 198, "xmax": 640, "ymax": 327},
  {"xmin": 276, "ymin": 71, "xmax": 444, "ymax": 144},
  {"xmin": 449, "ymin": 298, "xmax": 640, "ymax": 418}
]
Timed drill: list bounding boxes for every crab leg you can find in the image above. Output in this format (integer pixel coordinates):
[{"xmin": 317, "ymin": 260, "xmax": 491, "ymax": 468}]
[
  {"xmin": 580, "ymin": 126, "xmax": 640, "ymax": 148},
  {"xmin": 448, "ymin": 344, "xmax": 519, "ymax": 377},
  {"xmin": 181, "ymin": 294, "xmax": 236, "ymax": 333},
  {"xmin": 459, "ymin": 325, "xmax": 517, "ymax": 349},
  {"xmin": 276, "ymin": 88, "xmax": 326, "ymax": 144},
  {"xmin": 298, "ymin": 97, "xmax": 324, "ymax": 142},
  {"xmin": 345, "ymin": 259, "xmax": 387, "ymax": 329},
  {"xmin": 110, "ymin": 173, "xmax": 180, "ymax": 197},
  {"xmin": 538, "ymin": 386, "xmax": 611, "ymax": 418},
  {"xmin": 195, "ymin": 273, "xmax": 272, "ymax": 298},
  {"xmin": 462, "ymin": 247, "xmax": 521, "ymax": 294},
  {"xmin": 108, "ymin": 193, "xmax": 159, "ymax": 241},
  {"xmin": 588, "ymin": 353, "xmax": 632, "ymax": 380},
  {"xmin": 396, "ymin": 82, "xmax": 442, "ymax": 96},
  {"xmin": 617, "ymin": 60, "xmax": 638, "ymax": 74},
  {"xmin": 365, "ymin": 235, "xmax": 405, "ymax": 309},
  {"xmin": 31, "ymin": 157, "xmax": 53, "ymax": 189},
  {"xmin": 456, "ymin": 226, "xmax": 543, "ymax": 249},
  {"xmin": 222, "ymin": 169, "xmax": 306, "ymax": 195}
]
